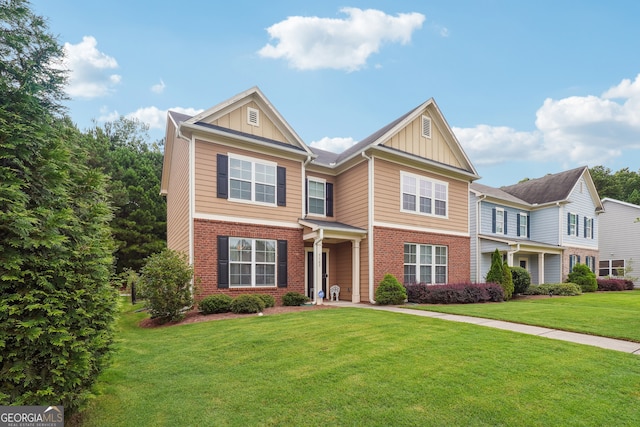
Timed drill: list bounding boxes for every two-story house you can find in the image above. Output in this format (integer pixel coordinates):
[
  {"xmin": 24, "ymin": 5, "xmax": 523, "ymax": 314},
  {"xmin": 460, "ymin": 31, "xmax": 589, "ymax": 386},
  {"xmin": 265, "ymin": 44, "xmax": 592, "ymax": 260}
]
[
  {"xmin": 161, "ymin": 87, "xmax": 480, "ymax": 304},
  {"xmin": 598, "ymin": 198, "xmax": 640, "ymax": 285},
  {"xmin": 470, "ymin": 167, "xmax": 603, "ymax": 284}
]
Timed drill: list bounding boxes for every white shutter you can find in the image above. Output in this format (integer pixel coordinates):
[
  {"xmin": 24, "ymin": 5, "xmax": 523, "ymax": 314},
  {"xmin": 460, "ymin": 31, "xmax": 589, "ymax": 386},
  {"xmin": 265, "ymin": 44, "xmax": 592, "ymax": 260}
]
[{"xmin": 421, "ymin": 115, "xmax": 431, "ymax": 139}]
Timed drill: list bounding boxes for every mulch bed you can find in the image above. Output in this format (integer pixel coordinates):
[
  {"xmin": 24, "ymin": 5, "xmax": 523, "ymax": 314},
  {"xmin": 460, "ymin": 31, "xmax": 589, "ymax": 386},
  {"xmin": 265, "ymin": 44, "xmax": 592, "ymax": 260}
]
[{"xmin": 139, "ymin": 304, "xmax": 337, "ymax": 328}]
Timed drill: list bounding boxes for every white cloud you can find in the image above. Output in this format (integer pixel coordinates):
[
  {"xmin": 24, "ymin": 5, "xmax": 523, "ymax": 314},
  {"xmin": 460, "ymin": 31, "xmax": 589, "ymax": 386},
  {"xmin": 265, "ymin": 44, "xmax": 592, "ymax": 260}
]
[
  {"xmin": 60, "ymin": 36, "xmax": 121, "ymax": 99},
  {"xmin": 310, "ymin": 137, "xmax": 357, "ymax": 153},
  {"xmin": 258, "ymin": 8, "xmax": 425, "ymax": 71},
  {"xmin": 454, "ymin": 73, "xmax": 640, "ymax": 168},
  {"xmin": 126, "ymin": 106, "xmax": 203, "ymax": 129},
  {"xmin": 151, "ymin": 79, "xmax": 166, "ymax": 94}
]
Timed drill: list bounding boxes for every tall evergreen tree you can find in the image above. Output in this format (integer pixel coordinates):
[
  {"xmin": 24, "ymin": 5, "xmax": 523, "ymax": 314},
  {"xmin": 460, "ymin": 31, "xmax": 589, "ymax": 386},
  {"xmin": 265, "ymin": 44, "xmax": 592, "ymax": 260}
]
[{"xmin": 0, "ymin": 0, "xmax": 117, "ymax": 411}]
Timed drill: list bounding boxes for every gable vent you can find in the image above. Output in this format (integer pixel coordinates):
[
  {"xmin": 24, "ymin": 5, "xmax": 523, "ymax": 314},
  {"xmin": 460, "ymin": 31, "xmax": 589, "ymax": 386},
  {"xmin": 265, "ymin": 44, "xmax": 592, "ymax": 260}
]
[
  {"xmin": 421, "ymin": 115, "xmax": 432, "ymax": 139},
  {"xmin": 247, "ymin": 107, "xmax": 259, "ymax": 126}
]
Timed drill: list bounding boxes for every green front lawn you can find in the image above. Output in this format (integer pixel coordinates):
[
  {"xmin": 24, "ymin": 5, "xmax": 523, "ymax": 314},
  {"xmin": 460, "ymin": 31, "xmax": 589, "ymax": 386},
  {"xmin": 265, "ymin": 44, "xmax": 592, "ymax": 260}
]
[
  {"xmin": 76, "ymin": 300, "xmax": 640, "ymax": 426},
  {"xmin": 407, "ymin": 290, "xmax": 640, "ymax": 342}
]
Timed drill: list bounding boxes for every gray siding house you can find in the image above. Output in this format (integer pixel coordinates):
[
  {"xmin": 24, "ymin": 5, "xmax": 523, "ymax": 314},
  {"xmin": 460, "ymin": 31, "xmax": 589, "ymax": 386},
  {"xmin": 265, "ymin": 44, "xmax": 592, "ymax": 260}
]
[
  {"xmin": 470, "ymin": 167, "xmax": 603, "ymax": 284},
  {"xmin": 599, "ymin": 198, "xmax": 640, "ymax": 284}
]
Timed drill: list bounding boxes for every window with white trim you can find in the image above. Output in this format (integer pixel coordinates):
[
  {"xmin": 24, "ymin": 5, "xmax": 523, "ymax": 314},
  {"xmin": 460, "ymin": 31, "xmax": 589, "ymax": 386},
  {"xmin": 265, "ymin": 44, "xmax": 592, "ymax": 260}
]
[
  {"xmin": 307, "ymin": 178, "xmax": 326, "ymax": 216},
  {"xmin": 401, "ymin": 172, "xmax": 447, "ymax": 217},
  {"xmin": 585, "ymin": 217, "xmax": 593, "ymax": 239},
  {"xmin": 496, "ymin": 208, "xmax": 505, "ymax": 234},
  {"xmin": 569, "ymin": 254, "xmax": 579, "ymax": 272},
  {"xmin": 599, "ymin": 259, "xmax": 625, "ymax": 277},
  {"xmin": 229, "ymin": 237, "xmax": 276, "ymax": 287},
  {"xmin": 229, "ymin": 155, "xmax": 276, "ymax": 205},
  {"xmin": 585, "ymin": 256, "xmax": 595, "ymax": 272},
  {"xmin": 403, "ymin": 243, "xmax": 447, "ymax": 284},
  {"xmin": 568, "ymin": 213, "xmax": 578, "ymax": 236},
  {"xmin": 518, "ymin": 213, "xmax": 528, "ymax": 237}
]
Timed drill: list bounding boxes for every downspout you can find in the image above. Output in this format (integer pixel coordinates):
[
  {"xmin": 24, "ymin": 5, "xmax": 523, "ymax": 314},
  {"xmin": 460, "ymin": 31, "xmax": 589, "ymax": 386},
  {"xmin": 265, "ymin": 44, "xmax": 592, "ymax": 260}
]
[
  {"xmin": 507, "ymin": 243, "xmax": 521, "ymax": 266},
  {"xmin": 312, "ymin": 228, "xmax": 324, "ymax": 305},
  {"xmin": 475, "ymin": 194, "xmax": 486, "ymax": 282},
  {"xmin": 362, "ymin": 151, "xmax": 375, "ymax": 304}
]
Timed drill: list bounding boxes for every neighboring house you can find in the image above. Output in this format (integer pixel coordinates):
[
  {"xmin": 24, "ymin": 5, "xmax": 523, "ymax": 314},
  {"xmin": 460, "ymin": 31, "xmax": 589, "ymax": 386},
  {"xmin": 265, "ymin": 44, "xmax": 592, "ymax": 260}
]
[
  {"xmin": 161, "ymin": 87, "xmax": 479, "ymax": 304},
  {"xmin": 470, "ymin": 167, "xmax": 603, "ymax": 284},
  {"xmin": 599, "ymin": 198, "xmax": 640, "ymax": 284}
]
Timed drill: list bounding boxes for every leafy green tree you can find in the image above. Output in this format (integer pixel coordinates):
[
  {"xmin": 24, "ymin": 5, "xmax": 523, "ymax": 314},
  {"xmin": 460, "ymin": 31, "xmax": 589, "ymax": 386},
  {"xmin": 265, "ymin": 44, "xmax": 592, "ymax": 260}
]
[
  {"xmin": 486, "ymin": 249, "xmax": 504, "ymax": 284},
  {"xmin": 86, "ymin": 117, "xmax": 166, "ymax": 273},
  {"xmin": 567, "ymin": 263, "xmax": 597, "ymax": 292},
  {"xmin": 0, "ymin": 0, "xmax": 117, "ymax": 411},
  {"xmin": 502, "ymin": 261, "xmax": 514, "ymax": 300}
]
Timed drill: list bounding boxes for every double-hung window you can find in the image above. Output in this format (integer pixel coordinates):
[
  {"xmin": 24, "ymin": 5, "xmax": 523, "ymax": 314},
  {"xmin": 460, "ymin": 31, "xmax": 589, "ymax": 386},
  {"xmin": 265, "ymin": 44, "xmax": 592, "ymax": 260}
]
[
  {"xmin": 401, "ymin": 172, "xmax": 448, "ymax": 217},
  {"xmin": 229, "ymin": 155, "xmax": 276, "ymax": 205},
  {"xmin": 584, "ymin": 217, "xmax": 594, "ymax": 239},
  {"xmin": 307, "ymin": 178, "xmax": 326, "ymax": 216},
  {"xmin": 496, "ymin": 209, "xmax": 505, "ymax": 234},
  {"xmin": 229, "ymin": 237, "xmax": 276, "ymax": 287},
  {"xmin": 403, "ymin": 243, "xmax": 447, "ymax": 284},
  {"xmin": 518, "ymin": 213, "xmax": 528, "ymax": 237},
  {"xmin": 568, "ymin": 213, "xmax": 578, "ymax": 236}
]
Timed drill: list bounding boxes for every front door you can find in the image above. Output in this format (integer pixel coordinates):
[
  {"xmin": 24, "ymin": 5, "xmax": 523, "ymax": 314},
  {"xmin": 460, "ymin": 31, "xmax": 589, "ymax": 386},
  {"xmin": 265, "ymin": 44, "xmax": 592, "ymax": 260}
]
[{"xmin": 306, "ymin": 251, "xmax": 327, "ymax": 299}]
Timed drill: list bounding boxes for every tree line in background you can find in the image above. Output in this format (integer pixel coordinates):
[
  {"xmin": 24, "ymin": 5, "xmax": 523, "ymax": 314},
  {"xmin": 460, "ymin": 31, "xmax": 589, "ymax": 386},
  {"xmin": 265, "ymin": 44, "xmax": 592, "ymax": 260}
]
[{"xmin": 589, "ymin": 165, "xmax": 640, "ymax": 204}]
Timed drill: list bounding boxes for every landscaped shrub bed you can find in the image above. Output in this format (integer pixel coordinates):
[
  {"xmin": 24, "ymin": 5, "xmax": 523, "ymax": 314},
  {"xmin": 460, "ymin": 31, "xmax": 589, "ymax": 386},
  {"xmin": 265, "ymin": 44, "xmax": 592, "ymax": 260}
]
[
  {"xmin": 199, "ymin": 294, "xmax": 233, "ymax": 314},
  {"xmin": 524, "ymin": 283, "xmax": 581, "ymax": 296},
  {"xmin": 405, "ymin": 282, "xmax": 504, "ymax": 304},
  {"xmin": 597, "ymin": 278, "xmax": 635, "ymax": 291},
  {"xmin": 282, "ymin": 292, "xmax": 310, "ymax": 306},
  {"xmin": 230, "ymin": 294, "xmax": 266, "ymax": 314}
]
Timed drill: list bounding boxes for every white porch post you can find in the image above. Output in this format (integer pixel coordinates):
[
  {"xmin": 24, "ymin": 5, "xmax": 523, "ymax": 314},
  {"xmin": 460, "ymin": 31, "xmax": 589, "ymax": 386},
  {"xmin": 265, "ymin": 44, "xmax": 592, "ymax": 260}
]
[
  {"xmin": 352, "ymin": 239, "xmax": 361, "ymax": 303},
  {"xmin": 314, "ymin": 231, "xmax": 324, "ymax": 305},
  {"xmin": 538, "ymin": 253, "xmax": 545, "ymax": 285}
]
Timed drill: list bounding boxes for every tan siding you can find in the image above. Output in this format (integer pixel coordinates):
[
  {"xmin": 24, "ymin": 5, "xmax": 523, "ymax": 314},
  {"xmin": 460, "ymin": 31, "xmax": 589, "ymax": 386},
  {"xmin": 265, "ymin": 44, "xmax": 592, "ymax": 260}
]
[
  {"xmin": 373, "ymin": 159, "xmax": 469, "ymax": 233},
  {"xmin": 335, "ymin": 161, "xmax": 369, "ymax": 228},
  {"xmin": 333, "ymin": 242, "xmax": 353, "ymax": 300},
  {"xmin": 194, "ymin": 140, "xmax": 302, "ymax": 222},
  {"xmin": 166, "ymin": 134, "xmax": 190, "ymax": 255},
  {"xmin": 210, "ymin": 101, "xmax": 289, "ymax": 145},
  {"xmin": 385, "ymin": 113, "xmax": 463, "ymax": 169}
]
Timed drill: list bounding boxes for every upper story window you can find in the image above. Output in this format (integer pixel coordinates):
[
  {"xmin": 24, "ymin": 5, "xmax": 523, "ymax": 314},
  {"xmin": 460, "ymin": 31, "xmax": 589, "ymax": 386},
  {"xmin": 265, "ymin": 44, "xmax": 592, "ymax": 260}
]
[
  {"xmin": 401, "ymin": 172, "xmax": 447, "ymax": 218},
  {"xmin": 517, "ymin": 213, "xmax": 529, "ymax": 237},
  {"xmin": 229, "ymin": 155, "xmax": 276, "ymax": 205},
  {"xmin": 584, "ymin": 217, "xmax": 594, "ymax": 239},
  {"xmin": 568, "ymin": 213, "xmax": 578, "ymax": 236},
  {"xmin": 307, "ymin": 178, "xmax": 326, "ymax": 216},
  {"xmin": 495, "ymin": 208, "xmax": 505, "ymax": 234}
]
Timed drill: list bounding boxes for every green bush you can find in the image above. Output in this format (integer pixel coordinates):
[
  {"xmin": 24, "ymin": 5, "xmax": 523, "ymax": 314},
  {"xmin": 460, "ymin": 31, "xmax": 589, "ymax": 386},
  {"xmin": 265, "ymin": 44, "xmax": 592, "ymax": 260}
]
[
  {"xmin": 501, "ymin": 262, "xmax": 514, "ymax": 300},
  {"xmin": 257, "ymin": 294, "xmax": 276, "ymax": 308},
  {"xmin": 230, "ymin": 294, "xmax": 266, "ymax": 314},
  {"xmin": 486, "ymin": 249, "xmax": 504, "ymax": 284},
  {"xmin": 524, "ymin": 283, "xmax": 582, "ymax": 296},
  {"xmin": 567, "ymin": 263, "xmax": 597, "ymax": 292},
  {"xmin": 199, "ymin": 294, "xmax": 233, "ymax": 314},
  {"xmin": 375, "ymin": 274, "xmax": 407, "ymax": 305},
  {"xmin": 282, "ymin": 292, "xmax": 310, "ymax": 306},
  {"xmin": 510, "ymin": 266, "xmax": 531, "ymax": 294},
  {"xmin": 138, "ymin": 249, "xmax": 194, "ymax": 323}
]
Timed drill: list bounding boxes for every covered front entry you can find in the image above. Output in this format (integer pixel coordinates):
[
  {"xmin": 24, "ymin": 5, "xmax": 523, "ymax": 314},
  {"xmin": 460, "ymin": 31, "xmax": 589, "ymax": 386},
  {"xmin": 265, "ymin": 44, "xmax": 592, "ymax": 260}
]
[{"xmin": 300, "ymin": 219, "xmax": 367, "ymax": 304}]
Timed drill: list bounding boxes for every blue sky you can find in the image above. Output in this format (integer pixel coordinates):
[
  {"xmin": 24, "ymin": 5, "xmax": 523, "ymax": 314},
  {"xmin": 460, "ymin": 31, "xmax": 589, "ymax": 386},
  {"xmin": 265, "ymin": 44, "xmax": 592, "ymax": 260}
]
[{"xmin": 31, "ymin": 0, "xmax": 640, "ymax": 187}]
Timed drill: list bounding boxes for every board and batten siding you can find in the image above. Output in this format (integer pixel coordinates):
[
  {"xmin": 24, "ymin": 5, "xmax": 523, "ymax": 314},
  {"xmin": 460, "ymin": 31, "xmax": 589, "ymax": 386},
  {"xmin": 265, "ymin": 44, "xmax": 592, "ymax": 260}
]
[
  {"xmin": 165, "ymin": 133, "xmax": 191, "ymax": 255},
  {"xmin": 373, "ymin": 158, "xmax": 469, "ymax": 234},
  {"xmin": 562, "ymin": 176, "xmax": 599, "ymax": 249},
  {"xmin": 384, "ymin": 113, "xmax": 464, "ymax": 170},
  {"xmin": 599, "ymin": 200, "xmax": 640, "ymax": 266},
  {"xmin": 209, "ymin": 101, "xmax": 289, "ymax": 145},
  {"xmin": 193, "ymin": 140, "xmax": 302, "ymax": 223}
]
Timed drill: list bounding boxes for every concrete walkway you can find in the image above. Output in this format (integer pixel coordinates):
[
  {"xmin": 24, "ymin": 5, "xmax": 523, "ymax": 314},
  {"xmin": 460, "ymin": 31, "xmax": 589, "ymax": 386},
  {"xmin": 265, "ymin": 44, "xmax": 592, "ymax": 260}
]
[{"xmin": 323, "ymin": 301, "xmax": 640, "ymax": 355}]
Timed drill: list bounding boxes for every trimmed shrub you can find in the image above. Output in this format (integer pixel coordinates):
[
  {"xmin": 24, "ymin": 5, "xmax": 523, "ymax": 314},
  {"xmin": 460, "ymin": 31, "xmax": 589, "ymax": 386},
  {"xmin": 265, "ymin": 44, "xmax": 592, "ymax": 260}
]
[
  {"xmin": 199, "ymin": 294, "xmax": 233, "ymax": 314},
  {"xmin": 597, "ymin": 278, "xmax": 635, "ymax": 291},
  {"xmin": 502, "ymin": 262, "xmax": 514, "ymax": 300},
  {"xmin": 230, "ymin": 294, "xmax": 266, "ymax": 314},
  {"xmin": 257, "ymin": 294, "xmax": 276, "ymax": 308},
  {"xmin": 405, "ymin": 282, "xmax": 504, "ymax": 304},
  {"xmin": 486, "ymin": 249, "xmax": 504, "ymax": 284},
  {"xmin": 511, "ymin": 266, "xmax": 531, "ymax": 295},
  {"xmin": 375, "ymin": 274, "xmax": 407, "ymax": 305},
  {"xmin": 567, "ymin": 263, "xmax": 597, "ymax": 292},
  {"xmin": 138, "ymin": 249, "xmax": 194, "ymax": 323},
  {"xmin": 282, "ymin": 292, "xmax": 310, "ymax": 306},
  {"xmin": 524, "ymin": 283, "xmax": 582, "ymax": 296}
]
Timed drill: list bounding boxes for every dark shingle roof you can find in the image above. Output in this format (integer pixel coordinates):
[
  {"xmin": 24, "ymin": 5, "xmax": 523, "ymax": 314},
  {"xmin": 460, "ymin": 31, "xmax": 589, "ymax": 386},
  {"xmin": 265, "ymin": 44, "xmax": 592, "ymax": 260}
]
[
  {"xmin": 470, "ymin": 182, "xmax": 529, "ymax": 205},
  {"xmin": 193, "ymin": 121, "xmax": 307, "ymax": 152},
  {"xmin": 309, "ymin": 146, "xmax": 340, "ymax": 166},
  {"xmin": 499, "ymin": 167, "xmax": 586, "ymax": 204},
  {"xmin": 168, "ymin": 110, "xmax": 193, "ymax": 124}
]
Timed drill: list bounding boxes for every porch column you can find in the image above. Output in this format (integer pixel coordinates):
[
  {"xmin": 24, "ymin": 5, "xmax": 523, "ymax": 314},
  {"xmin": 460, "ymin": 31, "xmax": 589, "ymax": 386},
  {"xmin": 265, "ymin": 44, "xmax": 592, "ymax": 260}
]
[
  {"xmin": 538, "ymin": 253, "xmax": 545, "ymax": 285},
  {"xmin": 314, "ymin": 232, "xmax": 323, "ymax": 304},
  {"xmin": 352, "ymin": 238, "xmax": 361, "ymax": 303}
]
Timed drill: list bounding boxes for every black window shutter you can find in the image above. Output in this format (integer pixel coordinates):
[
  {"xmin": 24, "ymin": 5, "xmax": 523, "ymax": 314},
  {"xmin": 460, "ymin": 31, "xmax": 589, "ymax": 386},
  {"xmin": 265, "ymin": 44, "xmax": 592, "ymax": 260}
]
[
  {"xmin": 583, "ymin": 217, "xmax": 587, "ymax": 238},
  {"xmin": 326, "ymin": 183, "xmax": 334, "ymax": 217},
  {"xmin": 277, "ymin": 166, "xmax": 286, "ymax": 206},
  {"xmin": 217, "ymin": 154, "xmax": 228, "ymax": 199},
  {"xmin": 492, "ymin": 208, "xmax": 496, "ymax": 233},
  {"xmin": 305, "ymin": 179, "xmax": 308, "ymax": 215},
  {"xmin": 576, "ymin": 215, "xmax": 579, "ymax": 236},
  {"xmin": 277, "ymin": 240, "xmax": 288, "ymax": 288},
  {"xmin": 217, "ymin": 236, "xmax": 229, "ymax": 288},
  {"xmin": 527, "ymin": 215, "xmax": 531, "ymax": 238},
  {"xmin": 503, "ymin": 211, "xmax": 508, "ymax": 234},
  {"xmin": 567, "ymin": 213, "xmax": 571, "ymax": 235},
  {"xmin": 517, "ymin": 214, "xmax": 521, "ymax": 237}
]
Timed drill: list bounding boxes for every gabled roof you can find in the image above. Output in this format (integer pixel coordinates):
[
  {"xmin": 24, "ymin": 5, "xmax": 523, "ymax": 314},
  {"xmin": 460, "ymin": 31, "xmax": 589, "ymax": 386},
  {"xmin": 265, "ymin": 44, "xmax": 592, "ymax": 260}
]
[
  {"xmin": 499, "ymin": 167, "xmax": 587, "ymax": 205},
  {"xmin": 470, "ymin": 182, "xmax": 530, "ymax": 207}
]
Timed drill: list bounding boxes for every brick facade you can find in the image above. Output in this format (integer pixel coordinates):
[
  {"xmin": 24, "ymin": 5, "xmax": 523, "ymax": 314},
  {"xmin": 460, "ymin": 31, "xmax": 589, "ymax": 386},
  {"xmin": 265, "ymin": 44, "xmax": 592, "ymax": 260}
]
[
  {"xmin": 372, "ymin": 226, "xmax": 471, "ymax": 289},
  {"xmin": 562, "ymin": 247, "xmax": 599, "ymax": 280},
  {"xmin": 193, "ymin": 219, "xmax": 305, "ymax": 304}
]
